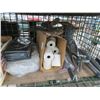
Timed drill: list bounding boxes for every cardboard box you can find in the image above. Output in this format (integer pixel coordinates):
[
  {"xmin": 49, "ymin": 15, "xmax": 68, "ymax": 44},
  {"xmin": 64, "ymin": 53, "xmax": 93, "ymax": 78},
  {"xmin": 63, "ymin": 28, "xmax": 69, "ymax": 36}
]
[
  {"xmin": 0, "ymin": 36, "xmax": 12, "ymax": 86},
  {"xmin": 36, "ymin": 30, "xmax": 67, "ymax": 72}
]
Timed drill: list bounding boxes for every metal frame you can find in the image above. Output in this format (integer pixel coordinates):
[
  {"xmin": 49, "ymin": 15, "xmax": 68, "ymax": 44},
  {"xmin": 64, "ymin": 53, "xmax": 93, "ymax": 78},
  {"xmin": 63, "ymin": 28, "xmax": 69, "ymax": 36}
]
[
  {"xmin": 1, "ymin": 13, "xmax": 100, "ymax": 58},
  {"xmin": 1, "ymin": 13, "xmax": 100, "ymax": 86}
]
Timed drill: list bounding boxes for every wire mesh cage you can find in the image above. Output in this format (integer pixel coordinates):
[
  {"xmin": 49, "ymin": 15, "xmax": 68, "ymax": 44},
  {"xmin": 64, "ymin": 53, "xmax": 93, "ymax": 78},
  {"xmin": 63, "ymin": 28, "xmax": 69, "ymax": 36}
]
[
  {"xmin": 19, "ymin": 76, "xmax": 100, "ymax": 87},
  {"xmin": 0, "ymin": 13, "xmax": 100, "ymax": 87},
  {"xmin": 1, "ymin": 13, "xmax": 100, "ymax": 59}
]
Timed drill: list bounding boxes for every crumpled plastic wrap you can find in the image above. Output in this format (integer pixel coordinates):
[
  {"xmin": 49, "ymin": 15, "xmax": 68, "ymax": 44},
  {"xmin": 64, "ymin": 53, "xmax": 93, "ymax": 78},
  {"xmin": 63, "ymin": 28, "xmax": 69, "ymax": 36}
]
[{"xmin": 6, "ymin": 50, "xmax": 40, "ymax": 77}]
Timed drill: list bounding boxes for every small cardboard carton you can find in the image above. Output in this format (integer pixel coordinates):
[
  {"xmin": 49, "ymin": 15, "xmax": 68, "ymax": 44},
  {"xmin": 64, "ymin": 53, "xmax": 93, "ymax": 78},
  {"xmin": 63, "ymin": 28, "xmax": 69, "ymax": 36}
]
[{"xmin": 36, "ymin": 30, "xmax": 67, "ymax": 72}]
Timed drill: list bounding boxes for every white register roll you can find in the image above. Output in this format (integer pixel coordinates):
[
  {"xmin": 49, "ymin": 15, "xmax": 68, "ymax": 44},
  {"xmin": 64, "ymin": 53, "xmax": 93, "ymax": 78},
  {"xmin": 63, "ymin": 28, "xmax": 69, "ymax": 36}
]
[
  {"xmin": 52, "ymin": 47, "xmax": 59, "ymax": 54},
  {"xmin": 43, "ymin": 51, "xmax": 54, "ymax": 70},
  {"xmin": 46, "ymin": 37, "xmax": 56, "ymax": 49}
]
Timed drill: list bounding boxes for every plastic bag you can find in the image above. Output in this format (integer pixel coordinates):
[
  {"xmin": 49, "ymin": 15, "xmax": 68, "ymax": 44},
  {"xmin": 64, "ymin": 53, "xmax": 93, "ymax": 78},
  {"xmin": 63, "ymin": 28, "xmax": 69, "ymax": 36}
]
[{"xmin": 6, "ymin": 50, "xmax": 40, "ymax": 77}]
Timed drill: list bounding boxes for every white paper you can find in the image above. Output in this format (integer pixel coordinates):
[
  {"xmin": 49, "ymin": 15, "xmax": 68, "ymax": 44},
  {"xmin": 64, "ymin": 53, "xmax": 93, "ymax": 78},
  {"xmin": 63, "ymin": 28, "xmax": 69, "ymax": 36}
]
[
  {"xmin": 44, "ymin": 51, "xmax": 54, "ymax": 62},
  {"xmin": 52, "ymin": 54, "xmax": 61, "ymax": 67},
  {"xmin": 43, "ymin": 50, "xmax": 54, "ymax": 70},
  {"xmin": 52, "ymin": 47, "xmax": 59, "ymax": 54},
  {"xmin": 46, "ymin": 40, "xmax": 56, "ymax": 49}
]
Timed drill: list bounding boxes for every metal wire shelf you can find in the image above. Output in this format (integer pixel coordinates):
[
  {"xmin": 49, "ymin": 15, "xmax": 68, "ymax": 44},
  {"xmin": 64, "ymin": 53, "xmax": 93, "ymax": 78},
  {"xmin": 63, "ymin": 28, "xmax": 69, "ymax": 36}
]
[
  {"xmin": 1, "ymin": 13, "xmax": 100, "ymax": 86},
  {"xmin": 19, "ymin": 76, "xmax": 100, "ymax": 87}
]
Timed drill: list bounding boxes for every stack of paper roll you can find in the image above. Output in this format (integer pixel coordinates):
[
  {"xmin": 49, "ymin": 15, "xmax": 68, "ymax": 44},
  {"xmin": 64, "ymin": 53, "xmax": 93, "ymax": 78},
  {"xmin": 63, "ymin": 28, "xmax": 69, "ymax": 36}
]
[
  {"xmin": 43, "ymin": 37, "xmax": 61, "ymax": 70},
  {"xmin": 46, "ymin": 37, "xmax": 56, "ymax": 49},
  {"xmin": 43, "ymin": 50, "xmax": 54, "ymax": 70},
  {"xmin": 46, "ymin": 37, "xmax": 59, "ymax": 54}
]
